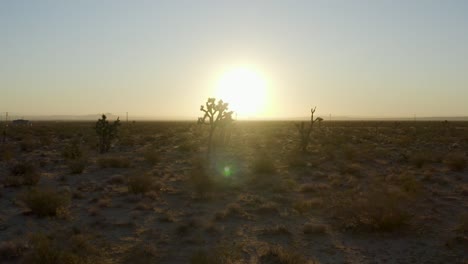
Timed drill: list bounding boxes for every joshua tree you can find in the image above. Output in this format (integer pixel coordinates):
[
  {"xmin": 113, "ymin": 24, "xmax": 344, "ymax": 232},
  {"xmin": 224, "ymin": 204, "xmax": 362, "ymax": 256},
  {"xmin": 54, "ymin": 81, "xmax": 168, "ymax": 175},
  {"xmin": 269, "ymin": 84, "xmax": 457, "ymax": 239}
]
[
  {"xmin": 95, "ymin": 114, "xmax": 120, "ymax": 153},
  {"xmin": 198, "ymin": 98, "xmax": 234, "ymax": 156},
  {"xmin": 296, "ymin": 107, "xmax": 323, "ymax": 152}
]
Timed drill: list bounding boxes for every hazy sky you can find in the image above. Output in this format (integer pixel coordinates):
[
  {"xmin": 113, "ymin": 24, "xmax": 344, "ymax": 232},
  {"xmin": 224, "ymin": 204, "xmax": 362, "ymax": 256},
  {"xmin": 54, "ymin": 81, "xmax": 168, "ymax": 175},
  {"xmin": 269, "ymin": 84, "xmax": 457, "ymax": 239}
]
[{"xmin": 1, "ymin": 0, "xmax": 468, "ymax": 119}]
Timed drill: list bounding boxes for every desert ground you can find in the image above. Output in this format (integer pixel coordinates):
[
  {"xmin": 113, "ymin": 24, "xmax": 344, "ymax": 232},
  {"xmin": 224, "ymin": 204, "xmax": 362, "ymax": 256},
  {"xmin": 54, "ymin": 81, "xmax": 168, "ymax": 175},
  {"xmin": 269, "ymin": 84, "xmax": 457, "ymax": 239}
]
[{"xmin": 0, "ymin": 120, "xmax": 467, "ymax": 263}]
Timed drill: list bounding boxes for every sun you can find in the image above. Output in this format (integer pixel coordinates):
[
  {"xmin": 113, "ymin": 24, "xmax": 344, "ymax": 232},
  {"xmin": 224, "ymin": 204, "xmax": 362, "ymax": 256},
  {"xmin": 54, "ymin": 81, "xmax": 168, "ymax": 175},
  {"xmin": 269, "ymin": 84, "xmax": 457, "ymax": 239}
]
[{"xmin": 215, "ymin": 67, "xmax": 268, "ymax": 117}]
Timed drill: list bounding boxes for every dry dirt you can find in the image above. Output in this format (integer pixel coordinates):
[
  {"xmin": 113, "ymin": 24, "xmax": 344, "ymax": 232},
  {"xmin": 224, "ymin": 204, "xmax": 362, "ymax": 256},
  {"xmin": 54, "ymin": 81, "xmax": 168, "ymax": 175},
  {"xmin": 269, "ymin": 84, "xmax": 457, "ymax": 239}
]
[{"xmin": 0, "ymin": 121, "xmax": 467, "ymax": 263}]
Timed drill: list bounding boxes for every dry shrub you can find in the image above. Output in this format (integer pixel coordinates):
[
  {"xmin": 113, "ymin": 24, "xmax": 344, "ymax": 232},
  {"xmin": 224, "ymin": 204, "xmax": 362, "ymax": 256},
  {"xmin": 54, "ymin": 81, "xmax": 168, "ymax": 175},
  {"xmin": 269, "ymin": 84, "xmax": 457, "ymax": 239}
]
[
  {"xmin": 127, "ymin": 173, "xmax": 154, "ymax": 194},
  {"xmin": 122, "ymin": 243, "xmax": 159, "ymax": 264},
  {"xmin": 0, "ymin": 240, "xmax": 26, "ymax": 260},
  {"xmin": 388, "ymin": 173, "xmax": 423, "ymax": 196},
  {"xmin": 303, "ymin": 222, "xmax": 327, "ymax": 235},
  {"xmin": 143, "ymin": 148, "xmax": 159, "ymax": 165},
  {"xmin": 331, "ymin": 187, "xmax": 411, "ymax": 232},
  {"xmin": 190, "ymin": 158, "xmax": 213, "ymax": 198},
  {"xmin": 22, "ymin": 231, "xmax": 107, "ymax": 264},
  {"xmin": 68, "ymin": 158, "xmax": 87, "ymax": 174},
  {"xmin": 0, "ymin": 143, "xmax": 14, "ymax": 161},
  {"xmin": 252, "ymin": 155, "xmax": 276, "ymax": 174},
  {"xmin": 409, "ymin": 152, "xmax": 433, "ymax": 168},
  {"xmin": 9, "ymin": 161, "xmax": 40, "ymax": 186},
  {"xmin": 299, "ymin": 183, "xmax": 330, "ymax": 193},
  {"xmin": 445, "ymin": 152, "xmax": 466, "ymax": 172},
  {"xmin": 98, "ymin": 157, "xmax": 131, "ymax": 168},
  {"xmin": 19, "ymin": 187, "xmax": 70, "ymax": 217},
  {"xmin": 258, "ymin": 246, "xmax": 308, "ymax": 264}
]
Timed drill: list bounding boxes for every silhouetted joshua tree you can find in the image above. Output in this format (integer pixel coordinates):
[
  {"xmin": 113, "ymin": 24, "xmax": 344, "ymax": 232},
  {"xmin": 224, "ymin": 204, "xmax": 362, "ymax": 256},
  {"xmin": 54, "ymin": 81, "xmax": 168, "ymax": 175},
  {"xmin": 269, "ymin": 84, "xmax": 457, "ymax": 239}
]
[
  {"xmin": 95, "ymin": 114, "xmax": 120, "ymax": 153},
  {"xmin": 296, "ymin": 107, "xmax": 323, "ymax": 152},
  {"xmin": 198, "ymin": 98, "xmax": 234, "ymax": 156}
]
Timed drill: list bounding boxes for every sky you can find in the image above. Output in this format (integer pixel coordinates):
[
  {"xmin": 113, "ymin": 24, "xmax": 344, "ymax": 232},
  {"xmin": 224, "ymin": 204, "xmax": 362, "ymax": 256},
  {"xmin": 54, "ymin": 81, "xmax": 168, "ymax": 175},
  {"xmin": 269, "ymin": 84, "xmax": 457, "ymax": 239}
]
[{"xmin": 1, "ymin": 0, "xmax": 468, "ymax": 119}]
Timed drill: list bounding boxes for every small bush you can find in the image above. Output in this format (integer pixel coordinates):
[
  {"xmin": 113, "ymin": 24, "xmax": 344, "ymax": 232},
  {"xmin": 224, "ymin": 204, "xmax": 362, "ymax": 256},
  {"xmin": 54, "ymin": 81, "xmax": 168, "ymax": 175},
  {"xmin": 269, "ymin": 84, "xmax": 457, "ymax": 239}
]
[
  {"xmin": 445, "ymin": 152, "xmax": 466, "ymax": 172},
  {"xmin": 67, "ymin": 158, "xmax": 87, "ymax": 174},
  {"xmin": 259, "ymin": 246, "xmax": 307, "ymax": 264},
  {"xmin": 0, "ymin": 143, "xmax": 14, "ymax": 161},
  {"xmin": 10, "ymin": 162, "xmax": 40, "ymax": 186},
  {"xmin": 122, "ymin": 243, "xmax": 159, "ymax": 264},
  {"xmin": 252, "ymin": 155, "xmax": 276, "ymax": 174},
  {"xmin": 62, "ymin": 140, "xmax": 83, "ymax": 160},
  {"xmin": 143, "ymin": 148, "xmax": 159, "ymax": 165},
  {"xmin": 22, "ymin": 232, "xmax": 106, "ymax": 264},
  {"xmin": 127, "ymin": 173, "xmax": 154, "ymax": 194},
  {"xmin": 20, "ymin": 187, "xmax": 70, "ymax": 217},
  {"xmin": 303, "ymin": 222, "xmax": 327, "ymax": 235},
  {"xmin": 331, "ymin": 187, "xmax": 411, "ymax": 232},
  {"xmin": 190, "ymin": 159, "xmax": 213, "ymax": 198},
  {"xmin": 98, "ymin": 157, "xmax": 131, "ymax": 168}
]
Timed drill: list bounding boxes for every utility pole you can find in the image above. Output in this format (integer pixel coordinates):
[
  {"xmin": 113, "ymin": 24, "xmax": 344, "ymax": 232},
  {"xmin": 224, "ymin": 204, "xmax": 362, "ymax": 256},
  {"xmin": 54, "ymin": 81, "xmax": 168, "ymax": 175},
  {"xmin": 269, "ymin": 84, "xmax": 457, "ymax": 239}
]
[{"xmin": 126, "ymin": 112, "xmax": 128, "ymax": 123}]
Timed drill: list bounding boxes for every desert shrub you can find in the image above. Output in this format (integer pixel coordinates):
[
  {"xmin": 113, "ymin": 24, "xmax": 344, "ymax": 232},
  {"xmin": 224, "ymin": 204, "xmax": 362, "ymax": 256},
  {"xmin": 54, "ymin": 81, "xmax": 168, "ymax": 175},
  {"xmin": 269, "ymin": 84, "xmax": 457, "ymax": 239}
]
[
  {"xmin": 95, "ymin": 114, "xmax": 120, "ymax": 153},
  {"xmin": 62, "ymin": 140, "xmax": 83, "ymax": 160},
  {"xmin": 190, "ymin": 243, "xmax": 242, "ymax": 264},
  {"xmin": 19, "ymin": 187, "xmax": 70, "ymax": 217},
  {"xmin": 445, "ymin": 152, "xmax": 466, "ymax": 172},
  {"xmin": 258, "ymin": 246, "xmax": 307, "ymax": 264},
  {"xmin": 0, "ymin": 143, "xmax": 14, "ymax": 161},
  {"xmin": 143, "ymin": 148, "xmax": 159, "ymax": 165},
  {"xmin": 22, "ymin": 232, "xmax": 106, "ymax": 264},
  {"xmin": 190, "ymin": 159, "xmax": 213, "ymax": 198},
  {"xmin": 252, "ymin": 155, "xmax": 276, "ymax": 174},
  {"xmin": 19, "ymin": 136, "xmax": 36, "ymax": 152},
  {"xmin": 409, "ymin": 152, "xmax": 433, "ymax": 168},
  {"xmin": 299, "ymin": 183, "xmax": 330, "ymax": 193},
  {"xmin": 98, "ymin": 157, "xmax": 131, "ymax": 168},
  {"xmin": 303, "ymin": 222, "xmax": 327, "ymax": 235},
  {"xmin": 10, "ymin": 162, "xmax": 40, "ymax": 186},
  {"xmin": 122, "ymin": 244, "xmax": 159, "ymax": 264},
  {"xmin": 331, "ymin": 187, "xmax": 411, "ymax": 232},
  {"xmin": 127, "ymin": 173, "xmax": 153, "ymax": 194},
  {"xmin": 455, "ymin": 213, "xmax": 468, "ymax": 234},
  {"xmin": 389, "ymin": 173, "xmax": 422, "ymax": 196},
  {"xmin": 67, "ymin": 158, "xmax": 87, "ymax": 174},
  {"xmin": 0, "ymin": 240, "xmax": 25, "ymax": 260}
]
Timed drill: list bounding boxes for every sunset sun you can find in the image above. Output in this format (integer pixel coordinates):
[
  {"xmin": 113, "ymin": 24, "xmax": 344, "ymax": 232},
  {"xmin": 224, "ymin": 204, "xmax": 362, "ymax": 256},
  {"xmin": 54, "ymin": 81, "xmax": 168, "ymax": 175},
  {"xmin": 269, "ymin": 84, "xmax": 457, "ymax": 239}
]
[{"xmin": 215, "ymin": 67, "xmax": 268, "ymax": 117}]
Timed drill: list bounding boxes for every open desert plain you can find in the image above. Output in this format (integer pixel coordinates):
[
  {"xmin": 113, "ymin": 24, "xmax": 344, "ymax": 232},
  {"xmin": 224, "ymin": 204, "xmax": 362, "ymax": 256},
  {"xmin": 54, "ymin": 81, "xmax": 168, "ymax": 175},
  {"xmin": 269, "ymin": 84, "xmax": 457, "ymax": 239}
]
[
  {"xmin": 0, "ymin": 120, "xmax": 467, "ymax": 263},
  {"xmin": 2, "ymin": 1, "xmax": 468, "ymax": 263}
]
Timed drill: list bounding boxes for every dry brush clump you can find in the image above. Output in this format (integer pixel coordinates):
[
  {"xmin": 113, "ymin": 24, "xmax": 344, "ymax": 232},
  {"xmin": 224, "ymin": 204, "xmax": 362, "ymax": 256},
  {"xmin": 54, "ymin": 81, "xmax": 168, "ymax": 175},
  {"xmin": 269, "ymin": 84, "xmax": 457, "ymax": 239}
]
[
  {"xmin": 444, "ymin": 152, "xmax": 467, "ymax": 172},
  {"xmin": 21, "ymin": 231, "xmax": 109, "ymax": 264},
  {"xmin": 127, "ymin": 172, "xmax": 156, "ymax": 194},
  {"xmin": 19, "ymin": 187, "xmax": 71, "ymax": 217},
  {"xmin": 330, "ymin": 186, "xmax": 412, "ymax": 232},
  {"xmin": 5, "ymin": 161, "xmax": 41, "ymax": 186}
]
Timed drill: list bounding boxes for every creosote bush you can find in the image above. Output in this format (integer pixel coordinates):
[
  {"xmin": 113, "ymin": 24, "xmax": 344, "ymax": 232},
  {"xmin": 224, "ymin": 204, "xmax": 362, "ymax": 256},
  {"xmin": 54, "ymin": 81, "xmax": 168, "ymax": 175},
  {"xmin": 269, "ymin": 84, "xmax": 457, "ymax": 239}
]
[{"xmin": 19, "ymin": 187, "xmax": 70, "ymax": 217}]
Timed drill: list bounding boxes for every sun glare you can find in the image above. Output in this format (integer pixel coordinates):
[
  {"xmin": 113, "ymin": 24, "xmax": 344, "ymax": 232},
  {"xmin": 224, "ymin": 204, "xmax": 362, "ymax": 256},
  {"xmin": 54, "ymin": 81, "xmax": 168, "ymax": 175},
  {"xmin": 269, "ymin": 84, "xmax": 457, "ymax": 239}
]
[{"xmin": 215, "ymin": 67, "xmax": 268, "ymax": 117}]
